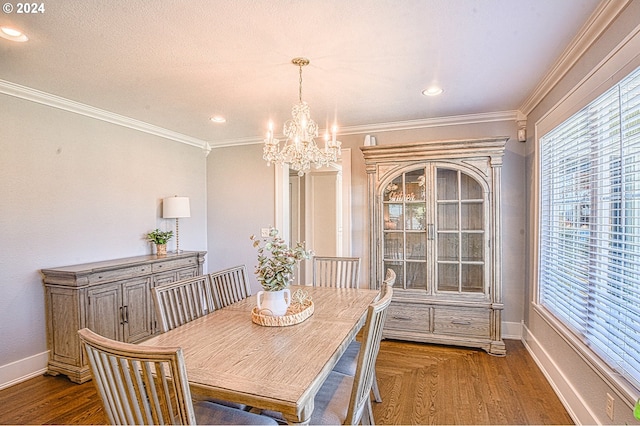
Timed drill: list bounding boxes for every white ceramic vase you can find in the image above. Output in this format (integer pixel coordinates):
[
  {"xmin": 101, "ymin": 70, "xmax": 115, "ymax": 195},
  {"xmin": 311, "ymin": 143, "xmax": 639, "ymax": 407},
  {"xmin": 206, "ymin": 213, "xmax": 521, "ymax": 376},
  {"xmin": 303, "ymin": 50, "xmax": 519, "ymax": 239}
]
[{"xmin": 256, "ymin": 288, "xmax": 291, "ymax": 316}]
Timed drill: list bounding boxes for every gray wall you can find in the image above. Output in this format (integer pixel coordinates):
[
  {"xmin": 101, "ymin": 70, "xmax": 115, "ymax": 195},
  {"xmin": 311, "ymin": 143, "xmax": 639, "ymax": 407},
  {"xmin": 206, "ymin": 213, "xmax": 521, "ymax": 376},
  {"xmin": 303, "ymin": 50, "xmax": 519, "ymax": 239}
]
[
  {"xmin": 0, "ymin": 93, "xmax": 207, "ymax": 374},
  {"xmin": 206, "ymin": 143, "xmax": 275, "ymax": 292},
  {"xmin": 524, "ymin": 2, "xmax": 640, "ymax": 424}
]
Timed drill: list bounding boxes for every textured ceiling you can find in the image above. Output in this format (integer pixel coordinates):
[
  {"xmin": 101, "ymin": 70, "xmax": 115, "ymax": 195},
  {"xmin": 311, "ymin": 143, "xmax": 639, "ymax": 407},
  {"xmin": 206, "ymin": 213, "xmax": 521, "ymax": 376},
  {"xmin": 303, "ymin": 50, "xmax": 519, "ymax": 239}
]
[{"xmin": 0, "ymin": 0, "xmax": 601, "ymax": 146}]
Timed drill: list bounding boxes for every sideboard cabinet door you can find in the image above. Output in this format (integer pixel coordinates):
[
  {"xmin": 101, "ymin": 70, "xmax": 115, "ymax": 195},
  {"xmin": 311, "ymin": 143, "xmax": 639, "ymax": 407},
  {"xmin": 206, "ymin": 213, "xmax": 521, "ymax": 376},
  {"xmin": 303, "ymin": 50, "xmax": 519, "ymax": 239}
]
[
  {"xmin": 87, "ymin": 282, "xmax": 122, "ymax": 342},
  {"xmin": 361, "ymin": 138, "xmax": 506, "ymax": 355},
  {"xmin": 42, "ymin": 251, "xmax": 206, "ymax": 383},
  {"xmin": 122, "ymin": 277, "xmax": 154, "ymax": 343}
]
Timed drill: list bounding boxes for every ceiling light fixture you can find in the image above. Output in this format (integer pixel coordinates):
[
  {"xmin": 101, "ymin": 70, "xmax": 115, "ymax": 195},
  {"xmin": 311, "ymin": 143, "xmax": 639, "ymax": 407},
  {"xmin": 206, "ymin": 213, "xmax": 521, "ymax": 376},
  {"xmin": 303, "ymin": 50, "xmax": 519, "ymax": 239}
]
[
  {"xmin": 422, "ymin": 86, "xmax": 443, "ymax": 96},
  {"xmin": 263, "ymin": 57, "xmax": 341, "ymax": 176},
  {"xmin": 210, "ymin": 115, "xmax": 226, "ymax": 123},
  {"xmin": 0, "ymin": 26, "xmax": 29, "ymax": 42}
]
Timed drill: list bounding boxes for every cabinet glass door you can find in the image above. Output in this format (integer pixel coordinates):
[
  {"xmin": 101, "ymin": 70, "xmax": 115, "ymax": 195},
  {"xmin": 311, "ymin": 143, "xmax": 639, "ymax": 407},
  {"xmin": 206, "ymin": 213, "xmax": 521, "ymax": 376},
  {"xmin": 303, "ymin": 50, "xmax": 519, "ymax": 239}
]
[
  {"xmin": 382, "ymin": 168, "xmax": 427, "ymax": 290},
  {"xmin": 436, "ymin": 168, "xmax": 485, "ymax": 293}
]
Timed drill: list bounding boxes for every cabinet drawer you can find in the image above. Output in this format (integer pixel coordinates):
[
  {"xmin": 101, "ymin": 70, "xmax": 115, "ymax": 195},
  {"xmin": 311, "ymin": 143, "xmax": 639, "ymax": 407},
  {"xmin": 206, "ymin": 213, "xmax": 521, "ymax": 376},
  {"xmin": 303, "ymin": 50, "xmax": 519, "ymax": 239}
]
[
  {"xmin": 152, "ymin": 258, "xmax": 196, "ymax": 272},
  {"xmin": 385, "ymin": 302, "xmax": 430, "ymax": 333},
  {"xmin": 88, "ymin": 265, "xmax": 151, "ymax": 283},
  {"xmin": 433, "ymin": 307, "xmax": 490, "ymax": 338}
]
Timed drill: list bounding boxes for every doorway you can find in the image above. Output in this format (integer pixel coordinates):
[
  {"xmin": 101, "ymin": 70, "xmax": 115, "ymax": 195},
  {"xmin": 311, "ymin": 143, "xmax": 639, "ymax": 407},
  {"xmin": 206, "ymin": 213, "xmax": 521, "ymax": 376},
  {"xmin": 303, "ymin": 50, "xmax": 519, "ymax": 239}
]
[{"xmin": 281, "ymin": 149, "xmax": 352, "ymax": 284}]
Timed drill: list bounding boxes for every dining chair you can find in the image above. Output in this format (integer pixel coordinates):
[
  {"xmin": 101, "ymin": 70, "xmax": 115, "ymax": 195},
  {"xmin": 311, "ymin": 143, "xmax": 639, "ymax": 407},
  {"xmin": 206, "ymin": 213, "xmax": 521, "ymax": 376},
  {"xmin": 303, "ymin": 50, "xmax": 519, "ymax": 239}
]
[
  {"xmin": 260, "ymin": 284, "xmax": 393, "ymax": 425},
  {"xmin": 208, "ymin": 265, "xmax": 252, "ymax": 309},
  {"xmin": 77, "ymin": 328, "xmax": 277, "ymax": 425},
  {"xmin": 152, "ymin": 276, "xmax": 212, "ymax": 333},
  {"xmin": 311, "ymin": 283, "xmax": 393, "ymax": 424},
  {"xmin": 312, "ymin": 256, "xmax": 361, "ymax": 288},
  {"xmin": 152, "ymin": 276, "xmax": 250, "ymax": 411},
  {"xmin": 332, "ymin": 268, "xmax": 397, "ymax": 403}
]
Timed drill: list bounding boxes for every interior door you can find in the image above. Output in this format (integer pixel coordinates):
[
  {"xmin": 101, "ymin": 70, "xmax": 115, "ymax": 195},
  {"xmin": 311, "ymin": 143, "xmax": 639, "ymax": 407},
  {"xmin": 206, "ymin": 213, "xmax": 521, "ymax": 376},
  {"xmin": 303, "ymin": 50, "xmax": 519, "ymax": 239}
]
[{"xmin": 285, "ymin": 149, "xmax": 352, "ymax": 285}]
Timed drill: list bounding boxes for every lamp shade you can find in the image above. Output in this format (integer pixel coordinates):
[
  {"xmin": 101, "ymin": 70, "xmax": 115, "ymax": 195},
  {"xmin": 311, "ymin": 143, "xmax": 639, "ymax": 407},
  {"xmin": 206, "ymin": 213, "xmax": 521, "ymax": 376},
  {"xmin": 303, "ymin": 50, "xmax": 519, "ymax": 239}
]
[{"xmin": 162, "ymin": 196, "xmax": 191, "ymax": 218}]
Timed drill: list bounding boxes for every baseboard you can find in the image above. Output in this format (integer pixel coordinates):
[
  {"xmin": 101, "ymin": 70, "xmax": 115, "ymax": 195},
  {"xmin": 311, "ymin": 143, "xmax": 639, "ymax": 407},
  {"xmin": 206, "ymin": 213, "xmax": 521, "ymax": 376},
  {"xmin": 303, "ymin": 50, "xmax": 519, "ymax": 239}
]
[
  {"xmin": 502, "ymin": 320, "xmax": 523, "ymax": 340},
  {"xmin": 0, "ymin": 351, "xmax": 49, "ymax": 391},
  {"xmin": 521, "ymin": 325, "xmax": 597, "ymax": 425}
]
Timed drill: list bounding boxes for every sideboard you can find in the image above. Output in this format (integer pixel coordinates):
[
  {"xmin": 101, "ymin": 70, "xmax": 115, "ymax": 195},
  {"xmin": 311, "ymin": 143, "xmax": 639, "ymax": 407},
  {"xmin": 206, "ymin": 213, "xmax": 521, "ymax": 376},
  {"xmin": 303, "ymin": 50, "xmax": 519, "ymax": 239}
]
[{"xmin": 41, "ymin": 251, "xmax": 206, "ymax": 383}]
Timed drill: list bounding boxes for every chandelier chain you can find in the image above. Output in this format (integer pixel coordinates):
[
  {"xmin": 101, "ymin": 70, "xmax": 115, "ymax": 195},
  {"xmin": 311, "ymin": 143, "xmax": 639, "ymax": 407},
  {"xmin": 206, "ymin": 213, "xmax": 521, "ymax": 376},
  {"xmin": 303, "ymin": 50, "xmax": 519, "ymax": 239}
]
[{"xmin": 298, "ymin": 63, "xmax": 303, "ymax": 103}]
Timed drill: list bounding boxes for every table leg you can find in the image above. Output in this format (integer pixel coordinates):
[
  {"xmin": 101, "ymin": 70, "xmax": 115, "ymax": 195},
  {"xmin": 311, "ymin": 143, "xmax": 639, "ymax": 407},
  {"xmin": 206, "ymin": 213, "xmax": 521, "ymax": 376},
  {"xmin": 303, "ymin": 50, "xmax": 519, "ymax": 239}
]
[{"xmin": 282, "ymin": 400, "xmax": 314, "ymax": 425}]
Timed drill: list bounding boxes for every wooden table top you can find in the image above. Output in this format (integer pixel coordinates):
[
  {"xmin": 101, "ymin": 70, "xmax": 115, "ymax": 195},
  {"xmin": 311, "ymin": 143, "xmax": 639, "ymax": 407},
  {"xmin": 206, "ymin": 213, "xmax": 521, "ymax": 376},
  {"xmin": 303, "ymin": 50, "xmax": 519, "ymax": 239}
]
[{"xmin": 142, "ymin": 285, "xmax": 380, "ymax": 424}]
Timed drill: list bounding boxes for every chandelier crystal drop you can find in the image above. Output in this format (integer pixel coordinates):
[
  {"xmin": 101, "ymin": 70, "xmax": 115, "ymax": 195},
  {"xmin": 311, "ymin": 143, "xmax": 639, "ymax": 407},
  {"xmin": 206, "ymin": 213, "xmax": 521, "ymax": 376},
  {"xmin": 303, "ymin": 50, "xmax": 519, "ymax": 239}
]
[{"xmin": 263, "ymin": 57, "xmax": 341, "ymax": 176}]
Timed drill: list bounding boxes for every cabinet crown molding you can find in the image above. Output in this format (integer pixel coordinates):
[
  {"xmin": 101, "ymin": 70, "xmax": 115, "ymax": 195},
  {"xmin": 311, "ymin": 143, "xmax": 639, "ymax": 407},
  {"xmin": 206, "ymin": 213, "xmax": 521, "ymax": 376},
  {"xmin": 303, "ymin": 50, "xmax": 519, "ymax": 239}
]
[{"xmin": 360, "ymin": 136, "xmax": 508, "ymax": 164}]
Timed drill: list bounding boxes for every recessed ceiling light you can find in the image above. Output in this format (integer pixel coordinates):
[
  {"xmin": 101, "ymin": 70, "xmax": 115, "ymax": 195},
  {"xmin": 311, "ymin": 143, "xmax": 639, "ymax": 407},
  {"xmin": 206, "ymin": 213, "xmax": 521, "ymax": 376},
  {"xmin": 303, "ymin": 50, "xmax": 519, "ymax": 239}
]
[
  {"xmin": 422, "ymin": 86, "xmax": 443, "ymax": 96},
  {"xmin": 210, "ymin": 115, "xmax": 226, "ymax": 123},
  {"xmin": 0, "ymin": 26, "xmax": 29, "ymax": 42}
]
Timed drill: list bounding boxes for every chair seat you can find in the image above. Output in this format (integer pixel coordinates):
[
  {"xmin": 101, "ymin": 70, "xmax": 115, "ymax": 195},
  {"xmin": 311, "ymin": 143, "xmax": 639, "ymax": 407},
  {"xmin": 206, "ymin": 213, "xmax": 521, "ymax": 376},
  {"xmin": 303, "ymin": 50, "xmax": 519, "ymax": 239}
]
[
  {"xmin": 194, "ymin": 401, "xmax": 278, "ymax": 425},
  {"xmin": 310, "ymin": 371, "xmax": 354, "ymax": 425},
  {"xmin": 333, "ymin": 340, "xmax": 383, "ymax": 403},
  {"xmin": 261, "ymin": 371, "xmax": 353, "ymax": 425},
  {"xmin": 193, "ymin": 393, "xmax": 249, "ymax": 411},
  {"xmin": 332, "ymin": 340, "xmax": 360, "ymax": 376}
]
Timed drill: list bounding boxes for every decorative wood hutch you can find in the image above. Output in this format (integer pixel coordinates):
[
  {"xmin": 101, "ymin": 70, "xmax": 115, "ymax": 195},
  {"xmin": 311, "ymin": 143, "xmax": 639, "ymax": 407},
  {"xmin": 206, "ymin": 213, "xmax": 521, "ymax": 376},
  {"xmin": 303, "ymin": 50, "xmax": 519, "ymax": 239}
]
[
  {"xmin": 41, "ymin": 251, "xmax": 206, "ymax": 383},
  {"xmin": 361, "ymin": 137, "xmax": 507, "ymax": 355}
]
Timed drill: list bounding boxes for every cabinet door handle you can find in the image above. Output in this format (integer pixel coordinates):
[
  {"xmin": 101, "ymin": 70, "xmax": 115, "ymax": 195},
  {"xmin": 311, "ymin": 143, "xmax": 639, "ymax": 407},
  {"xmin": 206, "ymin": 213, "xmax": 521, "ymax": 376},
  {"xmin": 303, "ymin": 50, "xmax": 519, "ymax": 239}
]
[
  {"xmin": 123, "ymin": 305, "xmax": 129, "ymax": 323},
  {"xmin": 428, "ymin": 224, "xmax": 435, "ymax": 240},
  {"xmin": 119, "ymin": 307, "xmax": 125, "ymax": 325}
]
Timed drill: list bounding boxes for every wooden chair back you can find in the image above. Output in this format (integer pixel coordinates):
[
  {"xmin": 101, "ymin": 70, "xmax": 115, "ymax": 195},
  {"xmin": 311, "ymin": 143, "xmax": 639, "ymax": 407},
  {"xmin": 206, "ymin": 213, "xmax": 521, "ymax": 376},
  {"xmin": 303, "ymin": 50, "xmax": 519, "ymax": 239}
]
[
  {"xmin": 383, "ymin": 268, "xmax": 397, "ymax": 288},
  {"xmin": 152, "ymin": 276, "xmax": 212, "ymax": 332},
  {"xmin": 78, "ymin": 328, "xmax": 196, "ymax": 425},
  {"xmin": 312, "ymin": 256, "xmax": 361, "ymax": 288},
  {"xmin": 345, "ymin": 284, "xmax": 393, "ymax": 425},
  {"xmin": 208, "ymin": 265, "xmax": 252, "ymax": 309}
]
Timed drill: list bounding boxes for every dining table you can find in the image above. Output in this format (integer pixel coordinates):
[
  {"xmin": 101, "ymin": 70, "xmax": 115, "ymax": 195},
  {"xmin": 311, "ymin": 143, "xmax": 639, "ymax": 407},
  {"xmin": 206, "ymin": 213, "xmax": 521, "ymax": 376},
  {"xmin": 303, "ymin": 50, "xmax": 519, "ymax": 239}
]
[{"xmin": 142, "ymin": 284, "xmax": 380, "ymax": 424}]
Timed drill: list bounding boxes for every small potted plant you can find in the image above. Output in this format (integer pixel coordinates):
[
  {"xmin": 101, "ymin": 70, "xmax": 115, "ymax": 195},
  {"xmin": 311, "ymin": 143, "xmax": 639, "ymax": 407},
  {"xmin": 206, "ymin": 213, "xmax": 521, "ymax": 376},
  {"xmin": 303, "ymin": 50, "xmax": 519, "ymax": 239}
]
[
  {"xmin": 250, "ymin": 227, "xmax": 312, "ymax": 315},
  {"xmin": 147, "ymin": 228, "xmax": 173, "ymax": 256}
]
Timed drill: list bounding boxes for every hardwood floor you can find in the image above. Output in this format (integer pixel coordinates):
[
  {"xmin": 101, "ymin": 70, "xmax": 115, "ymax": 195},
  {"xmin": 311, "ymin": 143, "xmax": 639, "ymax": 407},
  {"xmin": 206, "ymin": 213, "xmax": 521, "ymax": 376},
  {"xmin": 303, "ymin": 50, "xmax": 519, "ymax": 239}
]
[
  {"xmin": 0, "ymin": 339, "xmax": 573, "ymax": 425},
  {"xmin": 372, "ymin": 339, "xmax": 573, "ymax": 425}
]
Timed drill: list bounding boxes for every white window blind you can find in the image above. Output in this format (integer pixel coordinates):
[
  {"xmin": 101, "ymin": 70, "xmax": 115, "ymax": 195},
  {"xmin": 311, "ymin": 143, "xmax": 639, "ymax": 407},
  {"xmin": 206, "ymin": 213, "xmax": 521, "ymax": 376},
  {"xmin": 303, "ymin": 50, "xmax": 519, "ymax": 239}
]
[{"xmin": 539, "ymin": 65, "xmax": 640, "ymax": 389}]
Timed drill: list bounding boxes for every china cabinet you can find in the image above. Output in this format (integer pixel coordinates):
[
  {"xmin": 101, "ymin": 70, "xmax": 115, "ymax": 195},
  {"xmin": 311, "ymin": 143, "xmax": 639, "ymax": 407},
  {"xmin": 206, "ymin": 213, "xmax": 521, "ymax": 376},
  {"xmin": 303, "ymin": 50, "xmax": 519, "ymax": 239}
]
[
  {"xmin": 41, "ymin": 251, "xmax": 206, "ymax": 383},
  {"xmin": 361, "ymin": 137, "xmax": 507, "ymax": 355}
]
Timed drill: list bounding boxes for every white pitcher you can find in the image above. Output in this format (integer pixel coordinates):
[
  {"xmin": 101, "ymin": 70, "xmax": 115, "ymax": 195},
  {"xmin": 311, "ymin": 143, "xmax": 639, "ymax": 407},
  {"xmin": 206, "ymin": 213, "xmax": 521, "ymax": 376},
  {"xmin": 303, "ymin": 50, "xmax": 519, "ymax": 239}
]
[{"xmin": 256, "ymin": 288, "xmax": 291, "ymax": 316}]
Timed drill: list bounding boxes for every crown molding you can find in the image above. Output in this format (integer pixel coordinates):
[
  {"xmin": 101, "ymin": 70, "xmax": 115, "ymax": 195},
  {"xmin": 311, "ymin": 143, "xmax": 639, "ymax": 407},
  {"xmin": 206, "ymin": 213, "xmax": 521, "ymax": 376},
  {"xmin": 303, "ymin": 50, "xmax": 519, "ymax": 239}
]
[
  {"xmin": 0, "ymin": 79, "xmax": 210, "ymax": 150},
  {"xmin": 1, "ymin": 77, "xmax": 518, "ymax": 153},
  {"xmin": 519, "ymin": 0, "xmax": 632, "ymax": 115},
  {"xmin": 209, "ymin": 111, "xmax": 520, "ymax": 149}
]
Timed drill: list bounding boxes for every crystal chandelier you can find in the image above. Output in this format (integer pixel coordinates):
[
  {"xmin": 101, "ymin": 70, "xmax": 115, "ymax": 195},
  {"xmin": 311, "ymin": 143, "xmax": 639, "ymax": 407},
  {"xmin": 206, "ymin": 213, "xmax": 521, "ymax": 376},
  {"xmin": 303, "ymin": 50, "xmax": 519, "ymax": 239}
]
[{"xmin": 263, "ymin": 57, "xmax": 341, "ymax": 176}]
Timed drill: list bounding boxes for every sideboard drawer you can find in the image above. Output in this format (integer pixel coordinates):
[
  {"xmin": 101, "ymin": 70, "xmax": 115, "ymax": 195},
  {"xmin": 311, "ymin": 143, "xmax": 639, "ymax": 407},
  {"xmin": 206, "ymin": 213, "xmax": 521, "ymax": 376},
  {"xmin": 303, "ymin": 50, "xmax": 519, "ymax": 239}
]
[
  {"xmin": 152, "ymin": 257, "xmax": 196, "ymax": 272},
  {"xmin": 433, "ymin": 307, "xmax": 490, "ymax": 338},
  {"xmin": 88, "ymin": 265, "xmax": 151, "ymax": 283},
  {"xmin": 385, "ymin": 302, "xmax": 430, "ymax": 333}
]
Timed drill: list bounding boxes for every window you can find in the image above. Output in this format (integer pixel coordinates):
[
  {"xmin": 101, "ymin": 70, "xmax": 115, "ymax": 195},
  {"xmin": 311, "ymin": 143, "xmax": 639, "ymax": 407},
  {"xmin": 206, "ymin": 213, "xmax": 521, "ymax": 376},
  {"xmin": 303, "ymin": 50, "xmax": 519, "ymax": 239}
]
[{"xmin": 539, "ymin": 65, "xmax": 640, "ymax": 390}]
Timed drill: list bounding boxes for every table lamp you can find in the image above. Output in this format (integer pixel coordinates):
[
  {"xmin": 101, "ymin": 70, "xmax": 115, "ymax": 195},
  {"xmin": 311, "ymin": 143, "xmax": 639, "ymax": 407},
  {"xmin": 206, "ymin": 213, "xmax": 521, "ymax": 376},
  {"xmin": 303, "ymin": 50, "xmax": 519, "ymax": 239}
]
[{"xmin": 162, "ymin": 196, "xmax": 190, "ymax": 253}]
